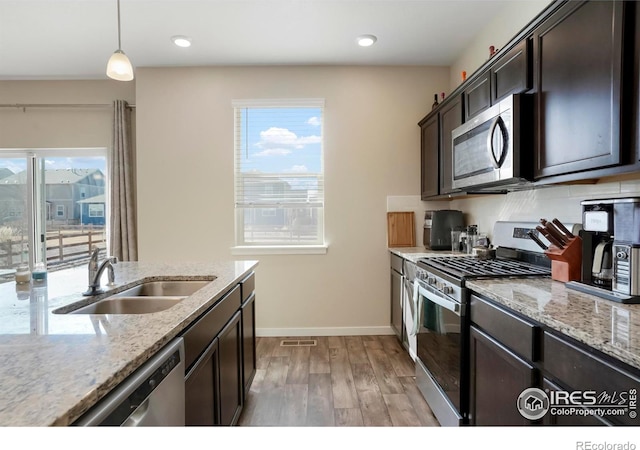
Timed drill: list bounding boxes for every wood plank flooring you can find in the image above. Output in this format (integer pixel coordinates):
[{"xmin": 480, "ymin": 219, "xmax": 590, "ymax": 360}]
[{"xmin": 238, "ymin": 335, "xmax": 440, "ymax": 427}]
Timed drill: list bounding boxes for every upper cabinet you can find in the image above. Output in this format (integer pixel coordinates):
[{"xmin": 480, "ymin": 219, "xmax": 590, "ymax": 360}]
[
  {"xmin": 533, "ymin": 0, "xmax": 627, "ymax": 179},
  {"xmin": 419, "ymin": 113, "xmax": 439, "ymax": 199},
  {"xmin": 464, "ymin": 39, "xmax": 532, "ymax": 121}
]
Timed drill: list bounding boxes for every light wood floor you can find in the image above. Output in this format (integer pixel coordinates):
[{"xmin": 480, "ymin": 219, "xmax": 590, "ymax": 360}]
[{"xmin": 238, "ymin": 335, "xmax": 440, "ymax": 427}]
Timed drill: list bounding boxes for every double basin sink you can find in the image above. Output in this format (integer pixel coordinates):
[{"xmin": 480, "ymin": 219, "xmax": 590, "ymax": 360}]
[{"xmin": 60, "ymin": 279, "xmax": 213, "ymax": 315}]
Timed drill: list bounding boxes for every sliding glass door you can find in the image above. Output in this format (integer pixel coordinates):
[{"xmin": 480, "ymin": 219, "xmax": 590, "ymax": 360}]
[{"xmin": 0, "ymin": 149, "xmax": 107, "ymax": 283}]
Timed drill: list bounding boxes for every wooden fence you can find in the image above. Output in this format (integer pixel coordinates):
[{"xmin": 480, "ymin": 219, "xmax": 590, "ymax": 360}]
[{"xmin": 0, "ymin": 225, "xmax": 106, "ymax": 270}]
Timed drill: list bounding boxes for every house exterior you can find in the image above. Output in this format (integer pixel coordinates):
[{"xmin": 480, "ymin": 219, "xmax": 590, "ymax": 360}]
[
  {"xmin": 77, "ymin": 193, "xmax": 106, "ymax": 226},
  {"xmin": 0, "ymin": 169, "xmax": 105, "ymax": 226}
]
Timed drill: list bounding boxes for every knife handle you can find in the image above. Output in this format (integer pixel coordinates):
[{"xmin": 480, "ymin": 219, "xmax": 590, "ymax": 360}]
[
  {"xmin": 536, "ymin": 225, "xmax": 564, "ymax": 248},
  {"xmin": 552, "ymin": 218, "xmax": 575, "ymax": 238},
  {"xmin": 527, "ymin": 230, "xmax": 548, "ymax": 250}
]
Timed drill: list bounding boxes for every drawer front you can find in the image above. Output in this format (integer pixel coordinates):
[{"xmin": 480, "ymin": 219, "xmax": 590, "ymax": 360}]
[
  {"xmin": 241, "ymin": 272, "xmax": 255, "ymax": 303},
  {"xmin": 470, "ymin": 294, "xmax": 538, "ymax": 361},
  {"xmin": 544, "ymin": 331, "xmax": 640, "ymax": 426},
  {"xmin": 390, "ymin": 253, "xmax": 404, "ymax": 274},
  {"xmin": 182, "ymin": 285, "xmax": 242, "ymax": 371}
]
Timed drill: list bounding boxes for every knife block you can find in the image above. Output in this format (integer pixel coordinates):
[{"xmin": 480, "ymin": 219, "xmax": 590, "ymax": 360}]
[{"xmin": 544, "ymin": 236, "xmax": 582, "ymax": 282}]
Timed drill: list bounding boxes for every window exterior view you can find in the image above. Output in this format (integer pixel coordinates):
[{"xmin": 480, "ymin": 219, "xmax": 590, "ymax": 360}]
[
  {"xmin": 0, "ymin": 151, "xmax": 107, "ymax": 282},
  {"xmin": 233, "ymin": 100, "xmax": 325, "ymax": 246}
]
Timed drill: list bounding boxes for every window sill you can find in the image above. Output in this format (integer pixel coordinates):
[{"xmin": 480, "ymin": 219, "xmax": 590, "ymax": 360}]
[{"xmin": 231, "ymin": 245, "xmax": 328, "ymax": 256}]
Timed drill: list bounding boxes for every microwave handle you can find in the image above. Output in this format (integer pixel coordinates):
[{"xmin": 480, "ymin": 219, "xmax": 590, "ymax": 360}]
[{"xmin": 487, "ymin": 116, "xmax": 508, "ymax": 169}]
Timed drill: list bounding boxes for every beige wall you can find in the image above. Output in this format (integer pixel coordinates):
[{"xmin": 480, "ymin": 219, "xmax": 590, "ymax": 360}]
[
  {"xmin": 0, "ymin": 80, "xmax": 134, "ymax": 149},
  {"xmin": 135, "ymin": 65, "xmax": 449, "ymax": 335}
]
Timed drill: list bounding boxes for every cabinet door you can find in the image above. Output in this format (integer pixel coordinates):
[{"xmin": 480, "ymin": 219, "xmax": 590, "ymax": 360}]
[
  {"xmin": 390, "ymin": 268, "xmax": 403, "ymax": 340},
  {"xmin": 533, "ymin": 1, "xmax": 625, "ymax": 179},
  {"xmin": 420, "ymin": 113, "xmax": 439, "ymax": 199},
  {"xmin": 218, "ymin": 311, "xmax": 243, "ymax": 426},
  {"xmin": 469, "ymin": 326, "xmax": 538, "ymax": 426},
  {"xmin": 464, "ymin": 70, "xmax": 491, "ymax": 120},
  {"xmin": 185, "ymin": 338, "xmax": 219, "ymax": 426},
  {"xmin": 439, "ymin": 95, "xmax": 464, "ymax": 194},
  {"xmin": 542, "ymin": 378, "xmax": 609, "ymax": 426},
  {"xmin": 241, "ymin": 293, "xmax": 256, "ymax": 396},
  {"xmin": 491, "ymin": 38, "xmax": 531, "ymax": 103}
]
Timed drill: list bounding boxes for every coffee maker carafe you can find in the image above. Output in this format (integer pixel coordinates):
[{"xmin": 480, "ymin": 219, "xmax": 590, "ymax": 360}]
[{"xmin": 567, "ymin": 197, "xmax": 640, "ymax": 304}]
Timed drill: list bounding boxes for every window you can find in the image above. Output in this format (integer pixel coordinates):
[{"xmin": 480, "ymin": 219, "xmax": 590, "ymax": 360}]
[
  {"xmin": 233, "ymin": 99, "xmax": 325, "ymax": 252},
  {"xmin": 0, "ymin": 149, "xmax": 108, "ymax": 281}
]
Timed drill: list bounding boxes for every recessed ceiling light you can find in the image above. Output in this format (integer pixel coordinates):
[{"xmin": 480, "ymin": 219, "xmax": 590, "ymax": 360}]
[
  {"xmin": 357, "ymin": 35, "xmax": 377, "ymax": 47},
  {"xmin": 171, "ymin": 35, "xmax": 192, "ymax": 48}
]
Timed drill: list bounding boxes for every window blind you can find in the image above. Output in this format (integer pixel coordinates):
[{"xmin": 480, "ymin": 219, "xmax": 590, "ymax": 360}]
[{"xmin": 233, "ymin": 99, "xmax": 325, "ymax": 246}]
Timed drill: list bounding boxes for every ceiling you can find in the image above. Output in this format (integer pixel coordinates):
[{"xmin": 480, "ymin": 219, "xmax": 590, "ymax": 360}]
[{"xmin": 0, "ymin": 0, "xmax": 512, "ymax": 80}]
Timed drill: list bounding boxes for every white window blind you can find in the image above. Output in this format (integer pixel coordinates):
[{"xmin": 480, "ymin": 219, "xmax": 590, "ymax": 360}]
[{"xmin": 233, "ymin": 99, "xmax": 325, "ymax": 247}]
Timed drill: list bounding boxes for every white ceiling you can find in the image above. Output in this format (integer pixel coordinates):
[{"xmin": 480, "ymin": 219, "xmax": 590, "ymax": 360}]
[{"xmin": 0, "ymin": 0, "xmax": 511, "ymax": 80}]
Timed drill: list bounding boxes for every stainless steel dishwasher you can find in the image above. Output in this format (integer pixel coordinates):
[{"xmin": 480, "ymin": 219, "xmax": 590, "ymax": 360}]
[{"xmin": 74, "ymin": 337, "xmax": 185, "ymax": 426}]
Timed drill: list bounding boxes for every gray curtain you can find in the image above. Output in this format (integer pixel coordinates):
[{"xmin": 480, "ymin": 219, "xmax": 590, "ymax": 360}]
[{"xmin": 110, "ymin": 100, "xmax": 138, "ymax": 261}]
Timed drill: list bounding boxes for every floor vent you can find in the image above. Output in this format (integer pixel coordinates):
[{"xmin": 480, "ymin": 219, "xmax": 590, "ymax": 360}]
[{"xmin": 280, "ymin": 339, "xmax": 317, "ymax": 347}]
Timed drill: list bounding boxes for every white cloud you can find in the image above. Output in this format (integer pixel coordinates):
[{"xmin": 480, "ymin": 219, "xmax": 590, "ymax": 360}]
[
  {"xmin": 307, "ymin": 116, "xmax": 321, "ymax": 127},
  {"xmin": 253, "ymin": 127, "xmax": 321, "ymax": 156},
  {"xmin": 288, "ymin": 165, "xmax": 308, "ymax": 173}
]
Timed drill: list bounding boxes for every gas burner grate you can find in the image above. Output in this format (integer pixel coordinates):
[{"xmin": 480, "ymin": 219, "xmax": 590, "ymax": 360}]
[{"xmin": 419, "ymin": 256, "xmax": 550, "ymax": 279}]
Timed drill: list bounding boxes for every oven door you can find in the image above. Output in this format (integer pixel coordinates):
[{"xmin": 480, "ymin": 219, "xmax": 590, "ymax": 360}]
[{"xmin": 413, "ymin": 279, "xmax": 467, "ymax": 425}]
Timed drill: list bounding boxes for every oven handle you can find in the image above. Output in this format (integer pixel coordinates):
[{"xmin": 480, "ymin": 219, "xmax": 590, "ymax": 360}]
[{"xmin": 411, "ymin": 280, "xmax": 462, "ymax": 336}]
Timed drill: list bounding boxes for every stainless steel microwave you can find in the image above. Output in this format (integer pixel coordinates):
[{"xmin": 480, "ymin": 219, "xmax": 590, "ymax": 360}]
[{"xmin": 451, "ymin": 94, "xmax": 532, "ymax": 191}]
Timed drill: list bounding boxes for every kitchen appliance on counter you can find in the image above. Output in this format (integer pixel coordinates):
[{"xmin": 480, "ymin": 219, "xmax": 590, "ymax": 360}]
[
  {"xmin": 412, "ymin": 221, "xmax": 552, "ymax": 426},
  {"xmin": 423, "ymin": 210, "xmax": 464, "ymax": 250},
  {"xmin": 567, "ymin": 197, "xmax": 640, "ymax": 304},
  {"xmin": 451, "ymin": 94, "xmax": 533, "ymax": 191}
]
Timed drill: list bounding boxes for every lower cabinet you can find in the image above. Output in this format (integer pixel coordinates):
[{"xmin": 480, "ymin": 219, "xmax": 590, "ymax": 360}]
[
  {"xmin": 218, "ymin": 311, "xmax": 243, "ymax": 426},
  {"xmin": 185, "ymin": 338, "xmax": 219, "ymax": 425},
  {"xmin": 469, "ymin": 326, "xmax": 538, "ymax": 425},
  {"xmin": 182, "ymin": 272, "xmax": 256, "ymax": 426}
]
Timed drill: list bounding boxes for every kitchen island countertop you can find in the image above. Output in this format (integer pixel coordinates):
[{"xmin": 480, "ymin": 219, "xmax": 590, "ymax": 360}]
[{"xmin": 0, "ymin": 260, "xmax": 258, "ymax": 426}]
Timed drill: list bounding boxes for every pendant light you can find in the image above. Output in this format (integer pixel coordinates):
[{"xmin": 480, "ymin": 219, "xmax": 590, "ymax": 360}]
[{"xmin": 106, "ymin": 0, "xmax": 134, "ymax": 81}]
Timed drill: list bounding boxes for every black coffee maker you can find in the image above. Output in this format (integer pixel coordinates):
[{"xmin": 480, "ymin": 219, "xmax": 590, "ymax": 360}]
[{"xmin": 567, "ymin": 197, "xmax": 640, "ymax": 303}]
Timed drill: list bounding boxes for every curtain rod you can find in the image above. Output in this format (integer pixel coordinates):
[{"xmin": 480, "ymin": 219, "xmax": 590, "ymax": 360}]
[{"xmin": 0, "ymin": 103, "xmax": 136, "ymax": 109}]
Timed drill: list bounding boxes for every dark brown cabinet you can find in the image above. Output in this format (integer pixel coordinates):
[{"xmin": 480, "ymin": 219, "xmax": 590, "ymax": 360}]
[
  {"xmin": 469, "ymin": 326, "xmax": 538, "ymax": 426},
  {"xmin": 419, "ymin": 113, "xmax": 439, "ymax": 199},
  {"xmin": 218, "ymin": 311, "xmax": 243, "ymax": 426},
  {"xmin": 533, "ymin": 0, "xmax": 626, "ymax": 179},
  {"xmin": 469, "ymin": 294, "xmax": 540, "ymax": 426},
  {"xmin": 491, "ymin": 38, "xmax": 532, "ymax": 103},
  {"xmin": 185, "ymin": 338, "xmax": 219, "ymax": 425},
  {"xmin": 464, "ymin": 70, "xmax": 491, "ymax": 120},
  {"xmin": 182, "ymin": 272, "xmax": 256, "ymax": 426},
  {"xmin": 439, "ymin": 95, "xmax": 464, "ymax": 195}
]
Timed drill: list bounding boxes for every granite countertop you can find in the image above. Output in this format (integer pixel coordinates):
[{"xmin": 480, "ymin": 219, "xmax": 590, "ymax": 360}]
[
  {"xmin": 467, "ymin": 277, "xmax": 640, "ymax": 371},
  {"xmin": 389, "ymin": 248, "xmax": 640, "ymax": 372},
  {"xmin": 0, "ymin": 260, "xmax": 258, "ymax": 426}
]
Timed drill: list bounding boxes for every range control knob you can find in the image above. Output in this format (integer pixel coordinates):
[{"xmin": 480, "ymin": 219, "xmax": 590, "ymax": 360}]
[
  {"xmin": 442, "ymin": 286, "xmax": 454, "ymax": 295},
  {"xmin": 427, "ymin": 277, "xmax": 436, "ymax": 285},
  {"xmin": 617, "ymin": 250, "xmax": 628, "ymax": 260}
]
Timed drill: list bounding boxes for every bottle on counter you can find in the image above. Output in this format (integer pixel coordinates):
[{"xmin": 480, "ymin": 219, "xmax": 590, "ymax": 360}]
[
  {"xmin": 32, "ymin": 262, "xmax": 47, "ymax": 284},
  {"xmin": 431, "ymin": 93, "xmax": 439, "ymax": 110},
  {"xmin": 15, "ymin": 251, "xmax": 30, "ymax": 284}
]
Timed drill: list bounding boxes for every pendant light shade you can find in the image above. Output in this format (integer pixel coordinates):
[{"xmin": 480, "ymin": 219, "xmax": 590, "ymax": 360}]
[{"xmin": 106, "ymin": 0, "xmax": 134, "ymax": 81}]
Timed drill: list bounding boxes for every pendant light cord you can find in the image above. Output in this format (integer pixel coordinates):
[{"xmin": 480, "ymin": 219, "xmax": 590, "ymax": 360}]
[{"xmin": 117, "ymin": 0, "xmax": 122, "ymax": 51}]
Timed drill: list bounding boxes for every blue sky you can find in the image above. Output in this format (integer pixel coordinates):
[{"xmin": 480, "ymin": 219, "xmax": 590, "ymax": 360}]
[
  {"xmin": 1, "ymin": 156, "xmax": 106, "ymax": 175},
  {"xmin": 238, "ymin": 107, "xmax": 323, "ymax": 174}
]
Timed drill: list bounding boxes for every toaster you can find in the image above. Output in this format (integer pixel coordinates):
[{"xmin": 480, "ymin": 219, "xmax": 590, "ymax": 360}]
[{"xmin": 424, "ymin": 210, "xmax": 465, "ymax": 250}]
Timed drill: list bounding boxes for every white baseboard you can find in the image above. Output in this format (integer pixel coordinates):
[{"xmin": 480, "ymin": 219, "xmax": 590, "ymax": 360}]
[{"xmin": 256, "ymin": 326, "xmax": 395, "ymax": 337}]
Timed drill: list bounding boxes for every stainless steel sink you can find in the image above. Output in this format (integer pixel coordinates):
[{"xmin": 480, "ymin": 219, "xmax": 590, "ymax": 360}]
[
  {"xmin": 62, "ymin": 279, "xmax": 213, "ymax": 315},
  {"xmin": 69, "ymin": 296, "xmax": 185, "ymax": 314}
]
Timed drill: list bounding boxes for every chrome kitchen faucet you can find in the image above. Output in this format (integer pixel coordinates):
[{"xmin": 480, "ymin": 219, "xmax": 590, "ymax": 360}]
[{"xmin": 83, "ymin": 246, "xmax": 118, "ymax": 296}]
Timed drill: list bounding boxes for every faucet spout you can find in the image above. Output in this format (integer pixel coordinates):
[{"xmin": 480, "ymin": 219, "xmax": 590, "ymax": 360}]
[{"xmin": 83, "ymin": 249, "xmax": 118, "ymax": 296}]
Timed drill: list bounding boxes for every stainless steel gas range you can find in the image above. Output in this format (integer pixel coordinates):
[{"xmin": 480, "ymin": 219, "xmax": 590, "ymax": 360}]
[{"xmin": 412, "ymin": 221, "xmax": 560, "ymax": 426}]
